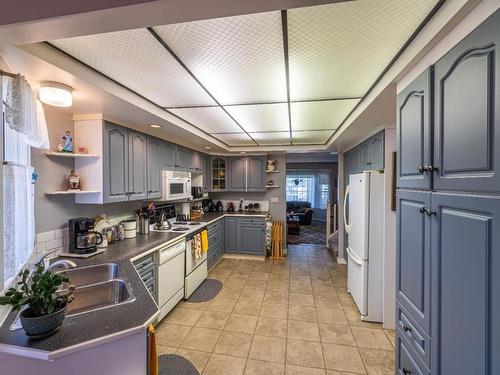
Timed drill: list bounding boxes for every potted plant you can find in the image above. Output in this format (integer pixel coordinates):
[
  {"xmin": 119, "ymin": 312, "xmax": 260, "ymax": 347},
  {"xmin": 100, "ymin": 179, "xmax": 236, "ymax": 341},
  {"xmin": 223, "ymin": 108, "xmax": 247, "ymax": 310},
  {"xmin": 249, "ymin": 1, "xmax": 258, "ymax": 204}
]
[{"xmin": 0, "ymin": 262, "xmax": 74, "ymax": 338}]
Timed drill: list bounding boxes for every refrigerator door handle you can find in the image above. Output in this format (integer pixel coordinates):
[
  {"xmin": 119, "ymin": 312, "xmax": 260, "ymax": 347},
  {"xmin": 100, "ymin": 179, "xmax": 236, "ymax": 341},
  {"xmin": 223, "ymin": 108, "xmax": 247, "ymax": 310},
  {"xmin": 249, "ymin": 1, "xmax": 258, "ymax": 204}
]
[
  {"xmin": 346, "ymin": 247, "xmax": 363, "ymax": 266},
  {"xmin": 343, "ymin": 184, "xmax": 352, "ymax": 234}
]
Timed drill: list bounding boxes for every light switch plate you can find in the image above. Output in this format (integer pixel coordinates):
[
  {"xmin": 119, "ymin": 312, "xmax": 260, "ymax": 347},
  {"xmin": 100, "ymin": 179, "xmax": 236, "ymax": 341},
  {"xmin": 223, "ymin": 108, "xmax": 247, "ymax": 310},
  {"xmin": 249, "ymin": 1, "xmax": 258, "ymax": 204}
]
[{"xmin": 270, "ymin": 197, "xmax": 279, "ymax": 203}]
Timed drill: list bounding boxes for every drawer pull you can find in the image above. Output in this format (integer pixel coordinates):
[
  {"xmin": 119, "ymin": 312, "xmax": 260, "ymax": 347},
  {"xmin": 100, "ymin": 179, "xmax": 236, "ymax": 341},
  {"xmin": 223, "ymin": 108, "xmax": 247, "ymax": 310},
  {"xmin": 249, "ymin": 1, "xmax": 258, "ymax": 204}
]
[
  {"xmin": 403, "ymin": 324, "xmax": 412, "ymax": 333},
  {"xmin": 402, "ymin": 368, "xmax": 412, "ymax": 375}
]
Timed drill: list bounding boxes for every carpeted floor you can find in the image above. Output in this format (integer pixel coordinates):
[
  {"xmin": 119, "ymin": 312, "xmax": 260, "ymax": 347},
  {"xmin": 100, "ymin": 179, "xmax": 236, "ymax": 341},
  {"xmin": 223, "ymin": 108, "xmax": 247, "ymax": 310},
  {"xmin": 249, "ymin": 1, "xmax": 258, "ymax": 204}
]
[{"xmin": 287, "ymin": 222, "xmax": 326, "ymax": 245}]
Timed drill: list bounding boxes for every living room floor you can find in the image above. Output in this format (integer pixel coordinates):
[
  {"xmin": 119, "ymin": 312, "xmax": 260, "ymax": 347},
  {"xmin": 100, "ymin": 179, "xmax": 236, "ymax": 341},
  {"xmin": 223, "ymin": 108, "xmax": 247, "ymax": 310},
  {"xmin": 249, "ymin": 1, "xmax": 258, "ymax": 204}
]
[
  {"xmin": 156, "ymin": 244, "xmax": 395, "ymax": 374},
  {"xmin": 287, "ymin": 222, "xmax": 326, "ymax": 245}
]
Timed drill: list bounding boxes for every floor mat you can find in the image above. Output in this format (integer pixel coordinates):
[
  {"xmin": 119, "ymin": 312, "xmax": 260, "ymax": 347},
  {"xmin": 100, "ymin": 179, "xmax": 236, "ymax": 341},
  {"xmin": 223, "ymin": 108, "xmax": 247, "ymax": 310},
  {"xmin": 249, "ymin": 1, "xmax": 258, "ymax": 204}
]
[
  {"xmin": 287, "ymin": 223, "xmax": 326, "ymax": 245},
  {"xmin": 159, "ymin": 354, "xmax": 199, "ymax": 375},
  {"xmin": 186, "ymin": 279, "xmax": 223, "ymax": 302}
]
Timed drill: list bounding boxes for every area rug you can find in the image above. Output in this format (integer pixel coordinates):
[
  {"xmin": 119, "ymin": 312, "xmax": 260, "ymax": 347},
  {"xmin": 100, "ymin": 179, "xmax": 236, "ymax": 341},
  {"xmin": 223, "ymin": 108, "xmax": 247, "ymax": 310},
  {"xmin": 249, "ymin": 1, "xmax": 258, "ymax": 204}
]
[
  {"xmin": 186, "ymin": 279, "xmax": 223, "ymax": 302},
  {"xmin": 159, "ymin": 354, "xmax": 199, "ymax": 375},
  {"xmin": 287, "ymin": 223, "xmax": 326, "ymax": 245}
]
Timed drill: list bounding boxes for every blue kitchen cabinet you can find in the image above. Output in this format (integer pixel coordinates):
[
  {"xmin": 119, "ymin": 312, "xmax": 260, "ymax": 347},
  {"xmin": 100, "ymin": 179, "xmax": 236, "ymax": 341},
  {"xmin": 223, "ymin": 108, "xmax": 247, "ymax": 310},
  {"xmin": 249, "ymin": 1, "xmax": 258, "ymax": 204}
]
[
  {"xmin": 207, "ymin": 219, "xmax": 224, "ymax": 269},
  {"xmin": 146, "ymin": 136, "xmax": 163, "ymax": 200},
  {"xmin": 224, "ymin": 217, "xmax": 240, "ymax": 252},
  {"xmin": 397, "ymin": 68, "xmax": 433, "ymax": 190},
  {"xmin": 127, "ymin": 130, "xmax": 148, "ymax": 201},
  {"xmin": 229, "ymin": 157, "xmax": 246, "ymax": 192},
  {"xmin": 246, "ymin": 156, "xmax": 266, "ymax": 192},
  {"xmin": 103, "ymin": 122, "xmax": 129, "ymax": 203},
  {"xmin": 239, "ymin": 218, "xmax": 266, "ymax": 255},
  {"xmin": 433, "ymin": 11, "xmax": 500, "ymax": 193},
  {"xmin": 202, "ymin": 154, "xmax": 211, "ymax": 192},
  {"xmin": 430, "ymin": 192, "xmax": 500, "ymax": 375},
  {"xmin": 163, "ymin": 142, "xmax": 177, "ymax": 169}
]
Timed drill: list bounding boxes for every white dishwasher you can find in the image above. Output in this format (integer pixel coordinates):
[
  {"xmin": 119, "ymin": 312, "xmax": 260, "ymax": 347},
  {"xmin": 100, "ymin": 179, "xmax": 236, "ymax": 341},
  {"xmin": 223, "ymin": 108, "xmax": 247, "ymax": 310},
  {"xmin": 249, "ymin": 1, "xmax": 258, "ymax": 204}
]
[{"xmin": 157, "ymin": 239, "xmax": 185, "ymax": 321}]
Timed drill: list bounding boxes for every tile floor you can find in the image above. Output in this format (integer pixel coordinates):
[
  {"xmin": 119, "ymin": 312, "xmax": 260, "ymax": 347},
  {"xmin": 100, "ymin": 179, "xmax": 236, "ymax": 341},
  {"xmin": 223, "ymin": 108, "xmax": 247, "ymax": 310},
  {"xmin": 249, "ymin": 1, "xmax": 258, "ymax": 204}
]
[{"xmin": 156, "ymin": 244, "xmax": 395, "ymax": 374}]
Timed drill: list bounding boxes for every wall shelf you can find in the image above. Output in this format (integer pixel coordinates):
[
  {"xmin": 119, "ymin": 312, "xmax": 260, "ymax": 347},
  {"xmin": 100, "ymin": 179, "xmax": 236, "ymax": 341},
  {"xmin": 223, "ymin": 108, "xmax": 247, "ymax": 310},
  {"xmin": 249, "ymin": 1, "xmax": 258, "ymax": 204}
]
[
  {"xmin": 265, "ymin": 170, "xmax": 280, "ymax": 173},
  {"xmin": 266, "ymin": 185, "xmax": 280, "ymax": 188},
  {"xmin": 45, "ymin": 190, "xmax": 100, "ymax": 196},
  {"xmin": 45, "ymin": 152, "xmax": 99, "ymax": 158}
]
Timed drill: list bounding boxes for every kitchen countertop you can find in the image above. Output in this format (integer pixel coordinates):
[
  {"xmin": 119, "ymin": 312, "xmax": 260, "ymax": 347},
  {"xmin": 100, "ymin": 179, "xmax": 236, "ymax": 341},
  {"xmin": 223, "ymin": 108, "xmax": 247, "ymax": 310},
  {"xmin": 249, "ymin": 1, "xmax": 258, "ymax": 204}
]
[{"xmin": 0, "ymin": 212, "xmax": 268, "ymax": 360}]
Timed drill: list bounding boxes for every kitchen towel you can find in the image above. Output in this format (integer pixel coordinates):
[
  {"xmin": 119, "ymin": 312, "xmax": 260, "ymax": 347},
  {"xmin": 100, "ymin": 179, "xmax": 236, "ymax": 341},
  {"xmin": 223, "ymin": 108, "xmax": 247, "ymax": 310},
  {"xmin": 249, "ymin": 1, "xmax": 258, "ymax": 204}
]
[
  {"xmin": 191, "ymin": 234, "xmax": 202, "ymax": 260},
  {"xmin": 200, "ymin": 229, "xmax": 208, "ymax": 253}
]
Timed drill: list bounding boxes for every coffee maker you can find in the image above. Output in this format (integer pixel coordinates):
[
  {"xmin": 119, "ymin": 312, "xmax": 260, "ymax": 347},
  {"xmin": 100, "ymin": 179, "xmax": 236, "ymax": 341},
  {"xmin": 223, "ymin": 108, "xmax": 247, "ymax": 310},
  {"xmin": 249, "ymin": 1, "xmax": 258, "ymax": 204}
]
[{"xmin": 69, "ymin": 218, "xmax": 103, "ymax": 254}]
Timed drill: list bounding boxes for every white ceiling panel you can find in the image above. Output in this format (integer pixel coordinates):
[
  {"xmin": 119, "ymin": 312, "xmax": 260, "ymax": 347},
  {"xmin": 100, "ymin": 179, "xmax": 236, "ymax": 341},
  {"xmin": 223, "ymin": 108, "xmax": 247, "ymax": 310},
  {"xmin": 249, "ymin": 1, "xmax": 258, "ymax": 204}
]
[
  {"xmin": 153, "ymin": 11, "xmax": 287, "ymax": 104},
  {"xmin": 213, "ymin": 133, "xmax": 256, "ymax": 146},
  {"xmin": 251, "ymin": 131, "xmax": 291, "ymax": 146},
  {"xmin": 170, "ymin": 107, "xmax": 242, "ymax": 134},
  {"xmin": 52, "ymin": 29, "xmax": 215, "ymax": 107},
  {"xmin": 291, "ymin": 99, "xmax": 359, "ymax": 131},
  {"xmin": 225, "ymin": 103, "xmax": 289, "ymax": 132},
  {"xmin": 292, "ymin": 130, "xmax": 333, "ymax": 145},
  {"xmin": 288, "ymin": 0, "xmax": 439, "ymax": 100}
]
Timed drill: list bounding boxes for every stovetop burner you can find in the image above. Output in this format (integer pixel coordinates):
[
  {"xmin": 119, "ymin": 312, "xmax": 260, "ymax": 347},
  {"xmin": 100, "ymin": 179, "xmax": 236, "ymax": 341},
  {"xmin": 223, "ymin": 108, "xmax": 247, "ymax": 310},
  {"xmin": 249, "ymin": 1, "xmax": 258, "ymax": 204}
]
[
  {"xmin": 172, "ymin": 227, "xmax": 189, "ymax": 232},
  {"xmin": 188, "ymin": 222, "xmax": 201, "ymax": 226},
  {"xmin": 174, "ymin": 221, "xmax": 188, "ymax": 225},
  {"xmin": 174, "ymin": 221, "xmax": 201, "ymax": 226}
]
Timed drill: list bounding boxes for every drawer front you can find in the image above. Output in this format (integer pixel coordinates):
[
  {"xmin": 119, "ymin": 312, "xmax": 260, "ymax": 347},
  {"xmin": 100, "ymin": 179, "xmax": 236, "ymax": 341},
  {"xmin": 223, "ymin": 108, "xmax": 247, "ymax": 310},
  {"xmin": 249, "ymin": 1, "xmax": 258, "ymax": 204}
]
[
  {"xmin": 397, "ymin": 336, "xmax": 429, "ymax": 375},
  {"xmin": 240, "ymin": 218, "xmax": 265, "ymax": 227},
  {"xmin": 207, "ymin": 219, "xmax": 223, "ymax": 232},
  {"xmin": 397, "ymin": 303, "xmax": 431, "ymax": 367},
  {"xmin": 208, "ymin": 230, "xmax": 221, "ymax": 249}
]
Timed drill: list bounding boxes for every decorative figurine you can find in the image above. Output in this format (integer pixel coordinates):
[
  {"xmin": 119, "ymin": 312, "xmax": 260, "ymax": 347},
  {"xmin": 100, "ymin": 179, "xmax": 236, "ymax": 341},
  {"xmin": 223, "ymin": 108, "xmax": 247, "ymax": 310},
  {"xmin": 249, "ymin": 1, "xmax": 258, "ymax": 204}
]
[
  {"xmin": 62, "ymin": 131, "xmax": 73, "ymax": 153},
  {"xmin": 68, "ymin": 169, "xmax": 80, "ymax": 191},
  {"xmin": 266, "ymin": 160, "xmax": 277, "ymax": 171}
]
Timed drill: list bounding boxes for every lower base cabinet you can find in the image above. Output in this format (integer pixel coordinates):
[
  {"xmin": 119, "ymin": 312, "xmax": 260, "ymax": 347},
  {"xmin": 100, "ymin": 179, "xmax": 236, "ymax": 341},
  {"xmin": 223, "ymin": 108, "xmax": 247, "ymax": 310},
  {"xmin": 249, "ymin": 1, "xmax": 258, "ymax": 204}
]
[
  {"xmin": 225, "ymin": 217, "xmax": 266, "ymax": 256},
  {"xmin": 207, "ymin": 220, "xmax": 224, "ymax": 269}
]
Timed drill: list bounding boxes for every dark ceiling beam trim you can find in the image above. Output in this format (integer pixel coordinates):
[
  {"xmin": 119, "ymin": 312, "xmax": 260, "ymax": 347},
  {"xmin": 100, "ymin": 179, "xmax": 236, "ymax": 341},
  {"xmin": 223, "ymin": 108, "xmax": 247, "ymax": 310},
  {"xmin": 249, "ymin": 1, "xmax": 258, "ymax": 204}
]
[
  {"xmin": 147, "ymin": 27, "xmax": 259, "ymax": 146},
  {"xmin": 281, "ymin": 9, "xmax": 293, "ymax": 145},
  {"xmin": 42, "ymin": 42, "xmax": 240, "ymax": 149},
  {"xmin": 325, "ymin": 0, "xmax": 447, "ymax": 146},
  {"xmin": 164, "ymin": 96, "xmax": 363, "ymax": 110}
]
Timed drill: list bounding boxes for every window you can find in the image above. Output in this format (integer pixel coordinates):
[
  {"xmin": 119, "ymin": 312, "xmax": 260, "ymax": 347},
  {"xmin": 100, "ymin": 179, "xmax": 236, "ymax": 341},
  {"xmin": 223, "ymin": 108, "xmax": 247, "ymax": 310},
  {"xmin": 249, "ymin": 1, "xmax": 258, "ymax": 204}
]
[{"xmin": 286, "ymin": 175, "xmax": 316, "ymax": 204}]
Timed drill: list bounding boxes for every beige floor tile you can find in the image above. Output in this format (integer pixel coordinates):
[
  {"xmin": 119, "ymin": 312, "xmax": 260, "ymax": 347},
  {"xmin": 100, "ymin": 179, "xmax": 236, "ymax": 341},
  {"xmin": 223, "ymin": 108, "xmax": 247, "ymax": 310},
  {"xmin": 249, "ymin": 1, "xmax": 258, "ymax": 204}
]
[
  {"xmin": 249, "ymin": 335, "xmax": 286, "ymax": 363},
  {"xmin": 255, "ymin": 317, "xmax": 287, "ymax": 338},
  {"xmin": 339, "ymin": 295, "xmax": 356, "ymax": 309},
  {"xmin": 249, "ymin": 272, "xmax": 271, "ymax": 281},
  {"xmin": 165, "ymin": 307, "xmax": 203, "ymax": 326},
  {"xmin": 289, "ymin": 282, "xmax": 313, "ymax": 295},
  {"xmin": 322, "ymin": 343, "xmax": 366, "ymax": 374},
  {"xmin": 203, "ymin": 353, "xmax": 247, "ymax": 375},
  {"xmin": 264, "ymin": 291, "xmax": 289, "ymax": 304},
  {"xmin": 177, "ymin": 300, "xmax": 211, "ymax": 310},
  {"xmin": 175, "ymin": 348, "xmax": 210, "ymax": 373},
  {"xmin": 289, "ymin": 293, "xmax": 315, "ymax": 307},
  {"xmin": 314, "ymin": 294, "xmax": 342, "ymax": 309},
  {"xmin": 318, "ymin": 323, "xmax": 356, "ymax": 346},
  {"xmin": 195, "ymin": 310, "xmax": 230, "ymax": 330},
  {"xmin": 288, "ymin": 305, "xmax": 317, "ymax": 322},
  {"xmin": 245, "ymin": 359, "xmax": 285, "ymax": 375},
  {"xmin": 359, "ymin": 348, "xmax": 395, "ymax": 375},
  {"xmin": 312, "ymin": 285, "xmax": 337, "ymax": 296},
  {"xmin": 245, "ymin": 279, "xmax": 267, "ymax": 290},
  {"xmin": 266, "ymin": 282, "xmax": 290, "ymax": 293},
  {"xmin": 233, "ymin": 299, "xmax": 262, "ymax": 316},
  {"xmin": 224, "ymin": 277, "xmax": 247, "ymax": 290},
  {"xmin": 224, "ymin": 314, "xmax": 258, "ymax": 334},
  {"xmin": 214, "ymin": 331, "xmax": 253, "ymax": 357},
  {"xmin": 326, "ymin": 371, "xmax": 356, "ymax": 375},
  {"xmin": 218, "ymin": 287, "xmax": 242, "ymax": 300},
  {"xmin": 286, "ymin": 365, "xmax": 326, "ymax": 375},
  {"xmin": 383, "ymin": 329, "xmax": 396, "ymax": 349},
  {"xmin": 260, "ymin": 303, "xmax": 288, "ymax": 319},
  {"xmin": 240, "ymin": 288, "xmax": 266, "ymax": 302},
  {"xmin": 311, "ymin": 279, "xmax": 334, "ymax": 287},
  {"xmin": 351, "ymin": 327, "xmax": 393, "ymax": 350},
  {"xmin": 157, "ymin": 345, "xmax": 177, "ymax": 355},
  {"xmin": 344, "ymin": 309, "xmax": 382, "ymax": 329},
  {"xmin": 287, "ymin": 320, "xmax": 321, "ymax": 341},
  {"xmin": 286, "ymin": 339, "xmax": 325, "ymax": 368},
  {"xmin": 156, "ymin": 323, "xmax": 191, "ymax": 347},
  {"xmin": 206, "ymin": 297, "xmax": 237, "ymax": 313},
  {"xmin": 180, "ymin": 327, "xmax": 221, "ymax": 352},
  {"xmin": 316, "ymin": 307, "xmax": 348, "ymax": 325}
]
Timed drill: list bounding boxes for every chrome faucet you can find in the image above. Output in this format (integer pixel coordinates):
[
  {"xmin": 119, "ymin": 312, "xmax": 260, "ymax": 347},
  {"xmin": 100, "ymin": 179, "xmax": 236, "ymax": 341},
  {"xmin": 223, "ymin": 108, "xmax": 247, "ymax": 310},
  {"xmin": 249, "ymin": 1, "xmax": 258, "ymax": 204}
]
[{"xmin": 36, "ymin": 250, "xmax": 77, "ymax": 272}]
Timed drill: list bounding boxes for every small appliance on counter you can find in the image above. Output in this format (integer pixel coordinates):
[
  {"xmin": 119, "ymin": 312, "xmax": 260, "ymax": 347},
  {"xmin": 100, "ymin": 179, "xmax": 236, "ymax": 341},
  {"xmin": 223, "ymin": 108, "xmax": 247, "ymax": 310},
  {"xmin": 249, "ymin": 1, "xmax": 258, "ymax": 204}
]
[
  {"xmin": 68, "ymin": 218, "xmax": 103, "ymax": 254},
  {"xmin": 191, "ymin": 186, "xmax": 204, "ymax": 199},
  {"xmin": 94, "ymin": 216, "xmax": 111, "ymax": 249},
  {"xmin": 215, "ymin": 201, "xmax": 224, "ymax": 212},
  {"xmin": 202, "ymin": 199, "xmax": 215, "ymax": 212},
  {"xmin": 162, "ymin": 170, "xmax": 192, "ymax": 201},
  {"xmin": 121, "ymin": 219, "xmax": 137, "ymax": 238},
  {"xmin": 227, "ymin": 202, "xmax": 235, "ymax": 212}
]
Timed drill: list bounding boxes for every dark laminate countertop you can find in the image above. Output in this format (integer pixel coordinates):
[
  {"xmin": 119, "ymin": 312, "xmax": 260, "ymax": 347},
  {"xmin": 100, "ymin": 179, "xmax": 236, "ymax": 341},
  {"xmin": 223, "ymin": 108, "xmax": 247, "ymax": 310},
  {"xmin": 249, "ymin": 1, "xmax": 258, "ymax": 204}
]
[{"xmin": 0, "ymin": 212, "xmax": 268, "ymax": 359}]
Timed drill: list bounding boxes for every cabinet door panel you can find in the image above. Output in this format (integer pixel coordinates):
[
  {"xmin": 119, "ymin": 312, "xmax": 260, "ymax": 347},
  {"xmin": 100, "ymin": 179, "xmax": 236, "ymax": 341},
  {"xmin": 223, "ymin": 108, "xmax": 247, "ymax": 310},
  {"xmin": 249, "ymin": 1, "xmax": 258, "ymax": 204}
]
[
  {"xmin": 370, "ymin": 132, "xmax": 384, "ymax": 170},
  {"xmin": 176, "ymin": 147, "xmax": 187, "ymax": 171},
  {"xmin": 360, "ymin": 143, "xmax": 371, "ymax": 171},
  {"xmin": 240, "ymin": 224, "xmax": 265, "ymax": 255},
  {"xmin": 224, "ymin": 217, "xmax": 239, "ymax": 252},
  {"xmin": 397, "ymin": 68, "xmax": 432, "ymax": 189},
  {"xmin": 229, "ymin": 157, "xmax": 246, "ymax": 191},
  {"xmin": 103, "ymin": 122, "xmax": 128, "ymax": 202},
  {"xmin": 247, "ymin": 156, "xmax": 266, "ymax": 192},
  {"xmin": 431, "ymin": 193, "xmax": 500, "ymax": 375},
  {"xmin": 396, "ymin": 190, "xmax": 431, "ymax": 333},
  {"xmin": 128, "ymin": 130, "xmax": 147, "ymax": 200},
  {"xmin": 147, "ymin": 136, "xmax": 162, "ymax": 199},
  {"xmin": 164, "ymin": 142, "xmax": 177, "ymax": 168},
  {"xmin": 434, "ymin": 12, "xmax": 500, "ymax": 193},
  {"xmin": 202, "ymin": 154, "xmax": 211, "ymax": 191}
]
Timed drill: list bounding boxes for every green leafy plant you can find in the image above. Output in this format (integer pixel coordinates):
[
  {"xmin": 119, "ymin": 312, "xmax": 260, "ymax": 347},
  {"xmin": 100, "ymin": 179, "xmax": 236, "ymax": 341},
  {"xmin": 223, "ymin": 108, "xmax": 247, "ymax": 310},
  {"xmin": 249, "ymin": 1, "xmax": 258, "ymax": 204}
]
[{"xmin": 0, "ymin": 262, "xmax": 74, "ymax": 317}]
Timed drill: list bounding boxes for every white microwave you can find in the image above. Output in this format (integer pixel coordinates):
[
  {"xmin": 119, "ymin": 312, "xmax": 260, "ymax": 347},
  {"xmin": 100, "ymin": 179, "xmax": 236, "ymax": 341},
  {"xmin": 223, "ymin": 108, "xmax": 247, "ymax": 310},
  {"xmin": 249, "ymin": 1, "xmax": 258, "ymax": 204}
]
[{"xmin": 162, "ymin": 170, "xmax": 192, "ymax": 201}]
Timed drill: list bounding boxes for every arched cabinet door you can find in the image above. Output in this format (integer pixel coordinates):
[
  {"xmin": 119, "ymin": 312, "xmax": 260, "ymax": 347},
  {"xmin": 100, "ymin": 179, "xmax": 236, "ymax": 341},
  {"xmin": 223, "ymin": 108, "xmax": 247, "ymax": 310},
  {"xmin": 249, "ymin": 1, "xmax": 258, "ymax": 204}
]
[
  {"xmin": 103, "ymin": 122, "xmax": 129, "ymax": 203},
  {"xmin": 396, "ymin": 68, "xmax": 432, "ymax": 190},
  {"xmin": 433, "ymin": 11, "xmax": 500, "ymax": 193}
]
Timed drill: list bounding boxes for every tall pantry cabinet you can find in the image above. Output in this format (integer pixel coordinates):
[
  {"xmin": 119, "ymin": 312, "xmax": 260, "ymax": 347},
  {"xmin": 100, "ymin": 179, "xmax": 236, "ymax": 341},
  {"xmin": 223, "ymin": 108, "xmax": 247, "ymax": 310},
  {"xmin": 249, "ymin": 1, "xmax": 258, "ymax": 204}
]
[{"xmin": 396, "ymin": 10, "xmax": 500, "ymax": 375}]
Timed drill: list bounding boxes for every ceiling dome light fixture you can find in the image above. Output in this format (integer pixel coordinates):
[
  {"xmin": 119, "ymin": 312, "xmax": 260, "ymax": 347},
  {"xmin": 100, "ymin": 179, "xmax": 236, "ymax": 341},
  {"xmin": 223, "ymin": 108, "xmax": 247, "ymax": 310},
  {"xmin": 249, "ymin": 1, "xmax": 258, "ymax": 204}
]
[
  {"xmin": 39, "ymin": 82, "xmax": 73, "ymax": 107},
  {"xmin": 204, "ymin": 146, "xmax": 212, "ymax": 149},
  {"xmin": 149, "ymin": 124, "xmax": 163, "ymax": 128}
]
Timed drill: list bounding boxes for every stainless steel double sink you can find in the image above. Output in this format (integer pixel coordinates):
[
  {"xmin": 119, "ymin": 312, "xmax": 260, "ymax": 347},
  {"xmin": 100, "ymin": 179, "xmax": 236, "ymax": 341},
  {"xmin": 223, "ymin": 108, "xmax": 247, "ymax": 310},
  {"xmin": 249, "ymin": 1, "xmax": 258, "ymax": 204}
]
[{"xmin": 59, "ymin": 263, "xmax": 135, "ymax": 316}]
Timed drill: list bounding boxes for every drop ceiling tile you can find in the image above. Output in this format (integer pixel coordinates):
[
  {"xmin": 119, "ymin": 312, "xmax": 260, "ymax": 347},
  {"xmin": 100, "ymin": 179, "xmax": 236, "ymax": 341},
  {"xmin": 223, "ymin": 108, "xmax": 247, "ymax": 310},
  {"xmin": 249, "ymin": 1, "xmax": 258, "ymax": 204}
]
[
  {"xmin": 288, "ymin": 0, "xmax": 439, "ymax": 100},
  {"xmin": 292, "ymin": 130, "xmax": 333, "ymax": 145},
  {"xmin": 225, "ymin": 103, "xmax": 289, "ymax": 132},
  {"xmin": 153, "ymin": 11, "xmax": 287, "ymax": 104},
  {"xmin": 251, "ymin": 131, "xmax": 291, "ymax": 146},
  {"xmin": 170, "ymin": 107, "xmax": 242, "ymax": 133},
  {"xmin": 212, "ymin": 133, "xmax": 256, "ymax": 146},
  {"xmin": 52, "ymin": 29, "xmax": 215, "ymax": 107},
  {"xmin": 291, "ymin": 99, "xmax": 359, "ymax": 131}
]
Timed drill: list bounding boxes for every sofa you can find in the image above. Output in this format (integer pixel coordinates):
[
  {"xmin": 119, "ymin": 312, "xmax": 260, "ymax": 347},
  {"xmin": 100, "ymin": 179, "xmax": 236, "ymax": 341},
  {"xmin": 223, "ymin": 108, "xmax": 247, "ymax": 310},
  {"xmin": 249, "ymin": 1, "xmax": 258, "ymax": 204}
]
[{"xmin": 286, "ymin": 201, "xmax": 314, "ymax": 225}]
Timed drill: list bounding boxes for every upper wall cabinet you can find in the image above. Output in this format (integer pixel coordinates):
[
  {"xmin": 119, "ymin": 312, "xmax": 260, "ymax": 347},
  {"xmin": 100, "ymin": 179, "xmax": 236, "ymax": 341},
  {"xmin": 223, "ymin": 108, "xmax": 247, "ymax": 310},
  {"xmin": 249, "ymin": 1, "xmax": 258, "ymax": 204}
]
[
  {"xmin": 102, "ymin": 122, "xmax": 129, "ymax": 203},
  {"xmin": 397, "ymin": 68, "xmax": 433, "ymax": 190},
  {"xmin": 163, "ymin": 142, "xmax": 177, "ymax": 169},
  {"xmin": 433, "ymin": 12, "xmax": 500, "ymax": 193},
  {"xmin": 127, "ymin": 130, "xmax": 148, "ymax": 201},
  {"xmin": 202, "ymin": 154, "xmax": 211, "ymax": 192},
  {"xmin": 147, "ymin": 136, "xmax": 163, "ymax": 199},
  {"xmin": 211, "ymin": 157, "xmax": 227, "ymax": 191},
  {"xmin": 247, "ymin": 156, "xmax": 266, "ymax": 192},
  {"xmin": 229, "ymin": 157, "xmax": 246, "ymax": 192}
]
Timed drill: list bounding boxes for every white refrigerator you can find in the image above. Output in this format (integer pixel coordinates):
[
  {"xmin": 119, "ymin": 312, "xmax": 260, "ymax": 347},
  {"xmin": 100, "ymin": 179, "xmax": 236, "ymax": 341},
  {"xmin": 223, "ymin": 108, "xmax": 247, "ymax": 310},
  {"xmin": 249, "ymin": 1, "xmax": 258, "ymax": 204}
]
[{"xmin": 343, "ymin": 171, "xmax": 384, "ymax": 322}]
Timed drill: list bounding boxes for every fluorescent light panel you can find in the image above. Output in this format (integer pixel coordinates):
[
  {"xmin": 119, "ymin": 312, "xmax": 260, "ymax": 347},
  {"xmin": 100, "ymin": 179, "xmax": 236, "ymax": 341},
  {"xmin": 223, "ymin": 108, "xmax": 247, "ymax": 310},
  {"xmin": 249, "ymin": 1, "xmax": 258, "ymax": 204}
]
[
  {"xmin": 225, "ymin": 103, "xmax": 289, "ymax": 133},
  {"xmin": 290, "ymin": 99, "xmax": 360, "ymax": 131},
  {"xmin": 170, "ymin": 107, "xmax": 242, "ymax": 133}
]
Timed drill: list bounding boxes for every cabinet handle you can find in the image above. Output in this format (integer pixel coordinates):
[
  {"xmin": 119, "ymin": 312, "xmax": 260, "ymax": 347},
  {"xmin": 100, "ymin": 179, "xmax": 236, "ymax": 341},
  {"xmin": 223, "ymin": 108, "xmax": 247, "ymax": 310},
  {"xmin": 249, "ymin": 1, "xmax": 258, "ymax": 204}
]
[
  {"xmin": 419, "ymin": 207, "xmax": 427, "ymax": 214},
  {"xmin": 424, "ymin": 165, "xmax": 438, "ymax": 172},
  {"xmin": 418, "ymin": 165, "xmax": 425, "ymax": 174},
  {"xmin": 402, "ymin": 368, "xmax": 412, "ymax": 375},
  {"xmin": 425, "ymin": 209, "xmax": 437, "ymax": 216},
  {"xmin": 403, "ymin": 324, "xmax": 412, "ymax": 332}
]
